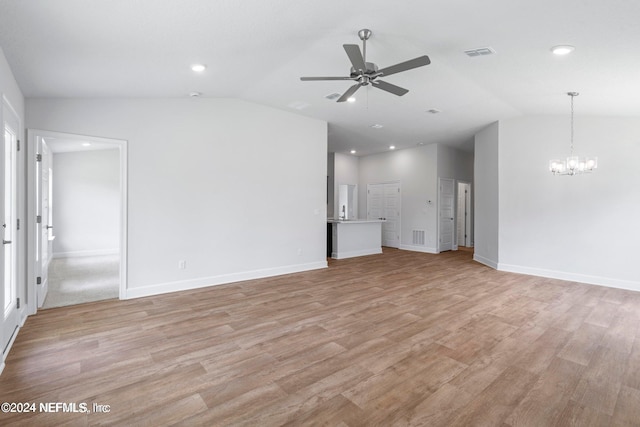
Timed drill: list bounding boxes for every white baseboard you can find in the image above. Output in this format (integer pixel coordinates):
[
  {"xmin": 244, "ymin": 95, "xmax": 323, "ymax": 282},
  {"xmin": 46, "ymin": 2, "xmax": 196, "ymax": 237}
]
[
  {"xmin": 498, "ymin": 263, "xmax": 640, "ymax": 292},
  {"xmin": 399, "ymin": 244, "xmax": 438, "ymax": 254},
  {"xmin": 1, "ymin": 325, "xmax": 20, "ymax": 377},
  {"xmin": 473, "ymin": 254, "xmax": 498, "ymax": 269},
  {"xmin": 331, "ymin": 248, "xmax": 382, "ymax": 259},
  {"xmin": 125, "ymin": 260, "xmax": 328, "ymax": 299},
  {"xmin": 53, "ymin": 249, "xmax": 119, "ymax": 259}
]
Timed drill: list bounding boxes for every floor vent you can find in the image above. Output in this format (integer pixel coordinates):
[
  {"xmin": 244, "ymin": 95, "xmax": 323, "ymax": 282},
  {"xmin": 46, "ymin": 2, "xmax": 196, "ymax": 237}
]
[{"xmin": 412, "ymin": 230, "xmax": 426, "ymax": 246}]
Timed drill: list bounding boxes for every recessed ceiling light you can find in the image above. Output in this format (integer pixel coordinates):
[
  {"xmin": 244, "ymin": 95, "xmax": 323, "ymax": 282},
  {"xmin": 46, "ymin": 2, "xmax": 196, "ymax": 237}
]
[
  {"xmin": 82, "ymin": 143, "xmax": 91, "ymax": 147},
  {"xmin": 189, "ymin": 91, "xmax": 202, "ymax": 97},
  {"xmin": 350, "ymin": 150, "xmax": 356, "ymax": 154},
  {"xmin": 427, "ymin": 109, "xmax": 441, "ymax": 114},
  {"xmin": 191, "ymin": 64, "xmax": 207, "ymax": 72},
  {"xmin": 551, "ymin": 45, "xmax": 575, "ymax": 55},
  {"xmin": 389, "ymin": 145, "xmax": 396, "ymax": 150},
  {"xmin": 347, "ymin": 97, "xmax": 356, "ymax": 103},
  {"xmin": 371, "ymin": 124, "xmax": 384, "ymax": 129}
]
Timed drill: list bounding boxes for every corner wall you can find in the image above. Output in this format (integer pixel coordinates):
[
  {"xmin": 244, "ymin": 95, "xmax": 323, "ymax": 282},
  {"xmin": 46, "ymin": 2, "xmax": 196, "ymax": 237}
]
[
  {"xmin": 26, "ymin": 98, "xmax": 328, "ymax": 298},
  {"xmin": 498, "ymin": 116, "xmax": 640, "ymax": 289},
  {"xmin": 473, "ymin": 122, "xmax": 500, "ymax": 268}
]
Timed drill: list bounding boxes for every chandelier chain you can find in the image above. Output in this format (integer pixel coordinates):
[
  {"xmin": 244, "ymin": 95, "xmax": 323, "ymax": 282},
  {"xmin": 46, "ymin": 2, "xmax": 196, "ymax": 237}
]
[{"xmin": 570, "ymin": 93, "xmax": 574, "ymax": 156}]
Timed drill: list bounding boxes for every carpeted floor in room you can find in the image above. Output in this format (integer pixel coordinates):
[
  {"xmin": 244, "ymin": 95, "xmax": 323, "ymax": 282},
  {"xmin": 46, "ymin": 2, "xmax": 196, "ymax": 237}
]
[{"xmin": 42, "ymin": 254, "xmax": 120, "ymax": 309}]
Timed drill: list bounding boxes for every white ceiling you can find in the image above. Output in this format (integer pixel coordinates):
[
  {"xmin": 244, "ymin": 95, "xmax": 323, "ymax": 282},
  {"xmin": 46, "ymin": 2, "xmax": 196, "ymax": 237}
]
[{"xmin": 1, "ymin": 0, "xmax": 639, "ymax": 156}]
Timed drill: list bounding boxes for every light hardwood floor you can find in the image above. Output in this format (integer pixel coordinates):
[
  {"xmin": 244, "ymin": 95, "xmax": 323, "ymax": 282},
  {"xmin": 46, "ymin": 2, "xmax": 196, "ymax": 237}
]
[{"xmin": 1, "ymin": 248, "xmax": 639, "ymax": 426}]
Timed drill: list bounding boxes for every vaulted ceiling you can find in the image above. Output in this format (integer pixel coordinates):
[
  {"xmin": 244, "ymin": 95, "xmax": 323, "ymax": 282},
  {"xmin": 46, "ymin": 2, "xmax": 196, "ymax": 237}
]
[{"xmin": 1, "ymin": 0, "xmax": 639, "ymax": 155}]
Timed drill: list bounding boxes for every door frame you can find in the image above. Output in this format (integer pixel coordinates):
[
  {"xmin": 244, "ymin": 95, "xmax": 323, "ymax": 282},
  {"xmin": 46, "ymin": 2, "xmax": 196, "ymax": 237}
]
[
  {"xmin": 438, "ymin": 177, "xmax": 456, "ymax": 253},
  {"xmin": 26, "ymin": 129, "xmax": 128, "ymax": 315},
  {"xmin": 456, "ymin": 181, "xmax": 472, "ymax": 247},
  {"xmin": 2, "ymin": 97, "xmax": 24, "ymax": 366}
]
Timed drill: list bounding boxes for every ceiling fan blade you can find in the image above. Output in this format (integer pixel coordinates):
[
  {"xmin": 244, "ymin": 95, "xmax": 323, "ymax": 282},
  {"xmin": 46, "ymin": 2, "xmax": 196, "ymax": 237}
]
[
  {"xmin": 378, "ymin": 55, "xmax": 431, "ymax": 77},
  {"xmin": 336, "ymin": 83, "xmax": 362, "ymax": 102},
  {"xmin": 372, "ymin": 80, "xmax": 409, "ymax": 96},
  {"xmin": 300, "ymin": 76, "xmax": 356, "ymax": 81},
  {"xmin": 343, "ymin": 44, "xmax": 367, "ymax": 73}
]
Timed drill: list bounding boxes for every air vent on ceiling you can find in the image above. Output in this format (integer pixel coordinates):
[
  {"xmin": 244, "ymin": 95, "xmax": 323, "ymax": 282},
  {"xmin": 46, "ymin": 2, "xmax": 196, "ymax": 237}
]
[
  {"xmin": 464, "ymin": 47, "xmax": 496, "ymax": 57},
  {"xmin": 325, "ymin": 92, "xmax": 341, "ymax": 100}
]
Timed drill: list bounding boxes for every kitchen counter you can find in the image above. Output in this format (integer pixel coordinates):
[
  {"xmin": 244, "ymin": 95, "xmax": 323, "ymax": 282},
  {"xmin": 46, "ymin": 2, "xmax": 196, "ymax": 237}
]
[{"xmin": 328, "ymin": 219, "xmax": 385, "ymax": 259}]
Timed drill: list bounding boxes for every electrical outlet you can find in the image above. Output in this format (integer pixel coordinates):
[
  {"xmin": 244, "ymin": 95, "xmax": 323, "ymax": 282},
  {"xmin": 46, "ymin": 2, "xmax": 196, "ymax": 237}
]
[{"xmin": 178, "ymin": 260, "xmax": 186, "ymax": 270}]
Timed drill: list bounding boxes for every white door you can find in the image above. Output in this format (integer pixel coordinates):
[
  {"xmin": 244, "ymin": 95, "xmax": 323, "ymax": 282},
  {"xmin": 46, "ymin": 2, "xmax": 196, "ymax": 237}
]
[
  {"xmin": 382, "ymin": 183, "xmax": 400, "ymax": 248},
  {"xmin": 367, "ymin": 182, "xmax": 401, "ymax": 248},
  {"xmin": 36, "ymin": 138, "xmax": 53, "ymax": 307},
  {"xmin": 456, "ymin": 182, "xmax": 471, "ymax": 247},
  {"xmin": 2, "ymin": 105, "xmax": 19, "ymax": 355},
  {"xmin": 439, "ymin": 178, "xmax": 455, "ymax": 252}
]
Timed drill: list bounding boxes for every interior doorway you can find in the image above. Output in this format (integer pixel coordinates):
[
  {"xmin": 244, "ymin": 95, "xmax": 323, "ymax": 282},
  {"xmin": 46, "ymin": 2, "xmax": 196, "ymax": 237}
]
[
  {"xmin": 457, "ymin": 182, "xmax": 472, "ymax": 247},
  {"xmin": 438, "ymin": 178, "xmax": 455, "ymax": 252},
  {"xmin": 27, "ymin": 130, "xmax": 128, "ymax": 313}
]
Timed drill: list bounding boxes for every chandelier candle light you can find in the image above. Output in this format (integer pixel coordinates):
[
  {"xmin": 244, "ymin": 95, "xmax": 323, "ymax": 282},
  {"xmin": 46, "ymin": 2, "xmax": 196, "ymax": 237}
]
[{"xmin": 549, "ymin": 92, "xmax": 598, "ymax": 175}]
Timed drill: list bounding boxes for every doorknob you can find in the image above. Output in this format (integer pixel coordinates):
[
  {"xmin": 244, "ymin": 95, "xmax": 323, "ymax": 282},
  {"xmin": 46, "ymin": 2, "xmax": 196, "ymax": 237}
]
[
  {"xmin": 46, "ymin": 225, "xmax": 53, "ymax": 229},
  {"xmin": 2, "ymin": 240, "xmax": 11, "ymax": 245}
]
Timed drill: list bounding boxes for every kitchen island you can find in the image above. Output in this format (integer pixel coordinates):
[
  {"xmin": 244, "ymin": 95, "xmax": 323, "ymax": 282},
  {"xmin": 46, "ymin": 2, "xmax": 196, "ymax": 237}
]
[{"xmin": 327, "ymin": 219, "xmax": 385, "ymax": 259}]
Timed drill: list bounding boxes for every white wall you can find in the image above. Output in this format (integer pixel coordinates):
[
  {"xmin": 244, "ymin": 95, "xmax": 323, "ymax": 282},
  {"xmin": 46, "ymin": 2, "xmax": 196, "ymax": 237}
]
[
  {"xmin": 26, "ymin": 98, "xmax": 328, "ymax": 298},
  {"xmin": 473, "ymin": 122, "xmax": 500, "ymax": 268},
  {"xmin": 359, "ymin": 144, "xmax": 439, "ymax": 251},
  {"xmin": 497, "ymin": 116, "xmax": 640, "ymax": 289},
  {"xmin": 333, "ymin": 152, "xmax": 359, "ymax": 218},
  {"xmin": 52, "ymin": 149, "xmax": 120, "ymax": 257},
  {"xmin": 358, "ymin": 144, "xmax": 474, "ymax": 253}
]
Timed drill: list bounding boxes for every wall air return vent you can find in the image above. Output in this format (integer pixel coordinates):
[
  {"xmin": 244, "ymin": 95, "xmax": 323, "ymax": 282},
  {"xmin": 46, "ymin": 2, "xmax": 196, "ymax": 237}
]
[
  {"xmin": 464, "ymin": 47, "xmax": 496, "ymax": 57},
  {"xmin": 412, "ymin": 230, "xmax": 426, "ymax": 246}
]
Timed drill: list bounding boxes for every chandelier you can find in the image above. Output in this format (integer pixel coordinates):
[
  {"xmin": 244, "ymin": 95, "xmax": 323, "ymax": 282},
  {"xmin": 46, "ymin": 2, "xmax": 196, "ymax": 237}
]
[{"xmin": 549, "ymin": 92, "xmax": 598, "ymax": 175}]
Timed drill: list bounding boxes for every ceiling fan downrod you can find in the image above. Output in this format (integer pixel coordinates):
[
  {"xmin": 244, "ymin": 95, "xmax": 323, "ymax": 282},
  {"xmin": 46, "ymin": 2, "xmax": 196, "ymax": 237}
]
[{"xmin": 358, "ymin": 29, "xmax": 372, "ymax": 64}]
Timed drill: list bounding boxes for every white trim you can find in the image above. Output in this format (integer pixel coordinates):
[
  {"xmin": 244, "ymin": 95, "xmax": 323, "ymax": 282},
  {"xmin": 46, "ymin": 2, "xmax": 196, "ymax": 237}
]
[
  {"xmin": 26, "ymin": 129, "xmax": 128, "ymax": 314},
  {"xmin": 331, "ymin": 248, "xmax": 382, "ymax": 259},
  {"xmin": 498, "ymin": 263, "xmax": 640, "ymax": 292},
  {"xmin": 52, "ymin": 249, "xmax": 119, "ymax": 259},
  {"xmin": 125, "ymin": 261, "xmax": 328, "ymax": 299},
  {"xmin": 399, "ymin": 244, "xmax": 438, "ymax": 254},
  {"xmin": 1, "ymin": 323, "xmax": 19, "ymax": 376},
  {"xmin": 473, "ymin": 253, "xmax": 498, "ymax": 269}
]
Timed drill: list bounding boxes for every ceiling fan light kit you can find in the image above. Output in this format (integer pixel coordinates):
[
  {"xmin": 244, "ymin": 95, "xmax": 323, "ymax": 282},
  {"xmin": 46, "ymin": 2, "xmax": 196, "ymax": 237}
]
[{"xmin": 300, "ymin": 29, "xmax": 431, "ymax": 102}]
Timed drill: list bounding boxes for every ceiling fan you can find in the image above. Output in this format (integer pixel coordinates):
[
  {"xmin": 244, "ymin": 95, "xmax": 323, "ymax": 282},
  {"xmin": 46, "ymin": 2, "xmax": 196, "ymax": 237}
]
[{"xmin": 300, "ymin": 29, "xmax": 431, "ymax": 102}]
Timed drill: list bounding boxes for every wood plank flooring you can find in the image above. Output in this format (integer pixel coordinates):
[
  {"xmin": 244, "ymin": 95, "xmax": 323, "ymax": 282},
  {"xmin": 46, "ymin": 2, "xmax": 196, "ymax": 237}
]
[{"xmin": 1, "ymin": 248, "xmax": 640, "ymax": 426}]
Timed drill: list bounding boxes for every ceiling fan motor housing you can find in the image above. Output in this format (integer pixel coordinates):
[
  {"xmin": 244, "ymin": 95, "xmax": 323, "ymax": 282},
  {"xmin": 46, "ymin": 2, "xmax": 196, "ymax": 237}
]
[{"xmin": 350, "ymin": 62, "xmax": 378, "ymax": 76}]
